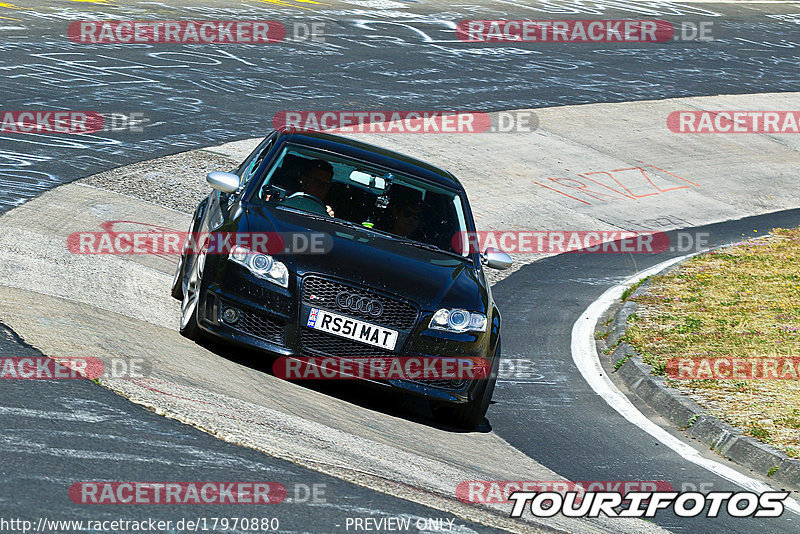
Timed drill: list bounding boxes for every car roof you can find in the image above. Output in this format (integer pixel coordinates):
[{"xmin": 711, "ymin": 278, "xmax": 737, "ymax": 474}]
[{"xmin": 274, "ymin": 129, "xmax": 465, "ymax": 191}]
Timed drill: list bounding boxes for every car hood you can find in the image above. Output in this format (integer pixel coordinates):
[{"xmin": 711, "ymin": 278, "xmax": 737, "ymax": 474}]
[{"xmin": 245, "ymin": 205, "xmax": 482, "ymax": 311}]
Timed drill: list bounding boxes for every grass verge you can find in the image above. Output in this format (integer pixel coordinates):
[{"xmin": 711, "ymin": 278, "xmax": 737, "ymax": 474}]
[{"xmin": 624, "ymin": 227, "xmax": 800, "ymax": 458}]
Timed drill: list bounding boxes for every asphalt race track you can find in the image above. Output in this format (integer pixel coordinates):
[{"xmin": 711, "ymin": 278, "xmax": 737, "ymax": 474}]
[
  {"xmin": 1, "ymin": 0, "xmax": 799, "ymax": 207},
  {"xmin": 2, "ymin": 1, "xmax": 800, "ymax": 533}
]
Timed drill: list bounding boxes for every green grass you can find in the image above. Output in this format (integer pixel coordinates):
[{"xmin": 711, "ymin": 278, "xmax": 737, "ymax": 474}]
[
  {"xmin": 748, "ymin": 425, "xmax": 771, "ymax": 440},
  {"xmin": 768, "ymin": 466, "xmax": 779, "ymax": 477},
  {"xmin": 685, "ymin": 414, "xmax": 699, "ymax": 429},
  {"xmin": 624, "ymin": 228, "xmax": 800, "ymax": 457},
  {"xmin": 603, "ymin": 338, "xmax": 623, "ymax": 355},
  {"xmin": 621, "ymin": 276, "xmax": 651, "ymax": 301}
]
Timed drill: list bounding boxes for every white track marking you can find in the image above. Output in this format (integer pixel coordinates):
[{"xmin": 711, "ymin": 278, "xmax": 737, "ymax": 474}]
[{"xmin": 571, "ymin": 253, "xmax": 800, "ymax": 515}]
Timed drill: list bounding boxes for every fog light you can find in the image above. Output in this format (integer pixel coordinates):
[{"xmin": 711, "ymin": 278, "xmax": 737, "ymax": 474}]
[{"xmin": 222, "ymin": 307, "xmax": 240, "ymax": 324}]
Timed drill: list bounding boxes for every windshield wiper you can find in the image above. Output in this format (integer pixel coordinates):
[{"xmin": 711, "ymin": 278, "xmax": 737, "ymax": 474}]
[
  {"xmin": 276, "ymin": 207, "xmax": 351, "ymax": 226},
  {"xmin": 390, "ymin": 237, "xmax": 470, "ymax": 261},
  {"xmin": 278, "ymin": 207, "xmax": 384, "ymax": 233}
]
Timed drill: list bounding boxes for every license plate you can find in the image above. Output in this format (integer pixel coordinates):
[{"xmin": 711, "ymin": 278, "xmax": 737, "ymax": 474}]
[{"xmin": 306, "ymin": 308, "xmax": 398, "ymax": 350}]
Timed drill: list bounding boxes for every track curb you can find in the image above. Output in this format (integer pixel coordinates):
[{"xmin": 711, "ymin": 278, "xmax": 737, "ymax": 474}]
[{"xmin": 595, "ymin": 260, "xmax": 800, "ymax": 494}]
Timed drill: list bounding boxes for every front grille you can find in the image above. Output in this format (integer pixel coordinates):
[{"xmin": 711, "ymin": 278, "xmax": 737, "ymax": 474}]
[
  {"xmin": 300, "ymin": 329, "xmax": 396, "ymax": 358},
  {"xmin": 407, "ymin": 378, "xmax": 467, "ymax": 390},
  {"xmin": 302, "ymin": 276, "xmax": 418, "ymax": 330},
  {"xmin": 222, "ymin": 303, "xmax": 284, "ymax": 346},
  {"xmin": 300, "ymin": 330, "xmax": 464, "ymax": 388}
]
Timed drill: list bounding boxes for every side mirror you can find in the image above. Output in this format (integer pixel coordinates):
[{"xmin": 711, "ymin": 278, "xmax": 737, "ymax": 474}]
[
  {"xmin": 482, "ymin": 247, "xmax": 513, "ymax": 270},
  {"xmin": 206, "ymin": 171, "xmax": 240, "ymax": 193}
]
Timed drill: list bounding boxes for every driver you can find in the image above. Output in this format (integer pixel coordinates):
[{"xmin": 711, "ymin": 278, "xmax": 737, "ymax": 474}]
[{"xmin": 297, "ymin": 159, "xmax": 335, "ymax": 217}]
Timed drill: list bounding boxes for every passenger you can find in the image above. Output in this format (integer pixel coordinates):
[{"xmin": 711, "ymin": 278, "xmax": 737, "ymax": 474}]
[{"xmin": 387, "ymin": 188, "xmax": 424, "ymax": 239}]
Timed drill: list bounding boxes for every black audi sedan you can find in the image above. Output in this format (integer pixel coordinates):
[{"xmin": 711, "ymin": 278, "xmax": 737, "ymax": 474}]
[{"xmin": 172, "ymin": 129, "xmax": 512, "ymax": 427}]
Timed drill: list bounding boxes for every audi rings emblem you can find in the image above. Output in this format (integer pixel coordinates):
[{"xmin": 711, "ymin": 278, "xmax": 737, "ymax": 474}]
[{"xmin": 335, "ymin": 291, "xmax": 383, "ymax": 317}]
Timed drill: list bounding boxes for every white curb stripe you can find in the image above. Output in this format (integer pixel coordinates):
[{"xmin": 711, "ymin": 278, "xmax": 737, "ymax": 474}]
[{"xmin": 571, "ymin": 253, "xmax": 800, "ymax": 516}]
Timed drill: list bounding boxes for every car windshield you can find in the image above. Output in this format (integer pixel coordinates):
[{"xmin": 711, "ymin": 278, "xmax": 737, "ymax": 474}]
[{"xmin": 253, "ymin": 143, "xmax": 470, "ymax": 256}]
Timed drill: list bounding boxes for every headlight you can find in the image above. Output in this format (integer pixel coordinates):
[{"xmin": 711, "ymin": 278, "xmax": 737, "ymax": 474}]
[
  {"xmin": 228, "ymin": 245, "xmax": 288, "ymax": 288},
  {"xmin": 429, "ymin": 308, "xmax": 487, "ymax": 333}
]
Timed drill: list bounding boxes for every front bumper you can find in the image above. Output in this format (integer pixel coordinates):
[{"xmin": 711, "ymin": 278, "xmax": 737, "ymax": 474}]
[{"xmin": 195, "ymin": 257, "xmax": 494, "ymax": 404}]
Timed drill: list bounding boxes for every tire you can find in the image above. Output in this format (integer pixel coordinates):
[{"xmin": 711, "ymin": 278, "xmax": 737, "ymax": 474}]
[
  {"xmin": 170, "ymin": 252, "xmax": 186, "ymax": 301},
  {"xmin": 433, "ymin": 339, "xmax": 500, "ymax": 429},
  {"xmin": 179, "ymin": 250, "xmax": 205, "ymax": 341},
  {"xmin": 172, "ymin": 206, "xmax": 204, "ymax": 301}
]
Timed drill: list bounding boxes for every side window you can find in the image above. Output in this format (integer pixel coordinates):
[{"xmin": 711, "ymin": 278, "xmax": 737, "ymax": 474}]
[{"xmin": 240, "ymin": 135, "xmax": 276, "ymax": 189}]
